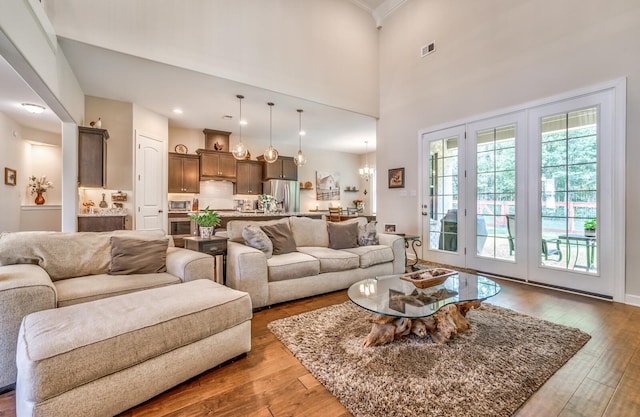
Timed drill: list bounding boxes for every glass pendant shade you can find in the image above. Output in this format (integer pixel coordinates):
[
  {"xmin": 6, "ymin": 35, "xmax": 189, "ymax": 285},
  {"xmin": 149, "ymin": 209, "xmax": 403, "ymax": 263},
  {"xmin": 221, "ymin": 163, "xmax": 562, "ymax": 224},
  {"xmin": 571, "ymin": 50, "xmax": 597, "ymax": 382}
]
[
  {"xmin": 294, "ymin": 149, "xmax": 307, "ymax": 167},
  {"xmin": 294, "ymin": 109, "xmax": 307, "ymax": 166},
  {"xmin": 263, "ymin": 102, "xmax": 279, "ymax": 163},
  {"xmin": 232, "ymin": 94, "xmax": 248, "ymax": 160},
  {"xmin": 263, "ymin": 146, "xmax": 279, "ymax": 163}
]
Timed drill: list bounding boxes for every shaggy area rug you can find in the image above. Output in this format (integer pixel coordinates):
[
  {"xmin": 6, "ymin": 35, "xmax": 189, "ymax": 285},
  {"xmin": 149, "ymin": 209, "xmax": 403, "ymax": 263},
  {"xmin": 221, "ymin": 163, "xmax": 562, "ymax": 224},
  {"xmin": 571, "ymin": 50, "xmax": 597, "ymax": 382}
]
[{"xmin": 268, "ymin": 301, "xmax": 590, "ymax": 417}]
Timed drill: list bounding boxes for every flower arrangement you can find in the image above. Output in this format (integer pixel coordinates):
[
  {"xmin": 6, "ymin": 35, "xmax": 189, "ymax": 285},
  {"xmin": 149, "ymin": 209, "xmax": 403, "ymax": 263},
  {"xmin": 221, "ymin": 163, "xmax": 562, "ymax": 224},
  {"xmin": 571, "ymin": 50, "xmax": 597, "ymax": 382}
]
[
  {"xmin": 29, "ymin": 175, "xmax": 54, "ymax": 194},
  {"xmin": 258, "ymin": 194, "xmax": 277, "ymax": 212},
  {"xmin": 353, "ymin": 199, "xmax": 363, "ymax": 207}
]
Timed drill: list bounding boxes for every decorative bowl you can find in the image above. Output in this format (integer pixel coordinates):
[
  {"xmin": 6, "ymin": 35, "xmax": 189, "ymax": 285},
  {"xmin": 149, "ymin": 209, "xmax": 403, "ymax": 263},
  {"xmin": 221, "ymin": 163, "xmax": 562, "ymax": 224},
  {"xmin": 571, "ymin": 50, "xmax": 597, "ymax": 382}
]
[{"xmin": 399, "ymin": 268, "xmax": 457, "ymax": 289}]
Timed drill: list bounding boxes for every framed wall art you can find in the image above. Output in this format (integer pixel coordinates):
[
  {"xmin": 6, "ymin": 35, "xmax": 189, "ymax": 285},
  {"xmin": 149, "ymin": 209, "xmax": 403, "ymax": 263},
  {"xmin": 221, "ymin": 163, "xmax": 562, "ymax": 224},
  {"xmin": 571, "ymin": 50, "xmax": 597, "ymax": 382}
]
[
  {"xmin": 388, "ymin": 167, "xmax": 405, "ymax": 188},
  {"xmin": 384, "ymin": 223, "xmax": 397, "ymax": 233},
  {"xmin": 4, "ymin": 167, "xmax": 16, "ymax": 186}
]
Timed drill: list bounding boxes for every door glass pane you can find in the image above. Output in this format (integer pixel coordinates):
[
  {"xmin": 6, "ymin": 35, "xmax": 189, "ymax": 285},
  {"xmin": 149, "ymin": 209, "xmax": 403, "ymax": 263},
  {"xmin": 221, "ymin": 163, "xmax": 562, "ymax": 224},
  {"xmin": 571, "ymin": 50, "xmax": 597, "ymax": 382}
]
[
  {"xmin": 540, "ymin": 107, "xmax": 598, "ymax": 272},
  {"xmin": 429, "ymin": 137, "xmax": 458, "ymax": 251},
  {"xmin": 476, "ymin": 125, "xmax": 516, "ymax": 260}
]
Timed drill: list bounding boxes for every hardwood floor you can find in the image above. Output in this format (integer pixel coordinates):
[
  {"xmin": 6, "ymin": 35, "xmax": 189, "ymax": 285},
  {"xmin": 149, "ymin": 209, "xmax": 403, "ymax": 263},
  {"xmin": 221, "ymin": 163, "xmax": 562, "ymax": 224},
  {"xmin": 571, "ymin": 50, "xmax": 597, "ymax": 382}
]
[{"xmin": 2, "ymin": 278, "xmax": 640, "ymax": 416}]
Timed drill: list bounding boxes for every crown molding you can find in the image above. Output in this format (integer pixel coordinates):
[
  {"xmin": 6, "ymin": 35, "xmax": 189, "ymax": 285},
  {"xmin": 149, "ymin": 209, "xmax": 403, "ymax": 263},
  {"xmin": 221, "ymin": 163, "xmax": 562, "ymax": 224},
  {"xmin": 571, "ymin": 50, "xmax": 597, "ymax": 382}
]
[{"xmin": 372, "ymin": 0, "xmax": 409, "ymax": 28}]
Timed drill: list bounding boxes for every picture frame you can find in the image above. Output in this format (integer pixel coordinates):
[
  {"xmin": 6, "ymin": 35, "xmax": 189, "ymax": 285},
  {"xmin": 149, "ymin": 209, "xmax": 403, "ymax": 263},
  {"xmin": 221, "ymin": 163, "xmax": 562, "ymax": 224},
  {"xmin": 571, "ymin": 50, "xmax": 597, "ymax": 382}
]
[
  {"xmin": 384, "ymin": 223, "xmax": 397, "ymax": 233},
  {"xmin": 388, "ymin": 167, "xmax": 405, "ymax": 188},
  {"xmin": 4, "ymin": 167, "xmax": 16, "ymax": 186}
]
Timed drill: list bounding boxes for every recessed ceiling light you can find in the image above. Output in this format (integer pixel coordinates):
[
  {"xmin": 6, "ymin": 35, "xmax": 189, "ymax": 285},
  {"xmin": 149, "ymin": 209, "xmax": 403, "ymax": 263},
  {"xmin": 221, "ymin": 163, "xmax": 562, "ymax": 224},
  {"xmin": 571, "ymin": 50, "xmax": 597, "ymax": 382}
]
[
  {"xmin": 299, "ymin": 130, "xmax": 306, "ymax": 136},
  {"xmin": 22, "ymin": 103, "xmax": 46, "ymax": 114},
  {"xmin": 173, "ymin": 108, "xmax": 183, "ymax": 114}
]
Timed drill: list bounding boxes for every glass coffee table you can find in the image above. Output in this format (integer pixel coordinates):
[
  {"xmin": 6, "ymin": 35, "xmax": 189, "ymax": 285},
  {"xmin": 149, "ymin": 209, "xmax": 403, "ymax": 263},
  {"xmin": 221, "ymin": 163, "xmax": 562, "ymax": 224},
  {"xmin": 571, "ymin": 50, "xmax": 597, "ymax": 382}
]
[{"xmin": 348, "ymin": 272, "xmax": 501, "ymax": 346}]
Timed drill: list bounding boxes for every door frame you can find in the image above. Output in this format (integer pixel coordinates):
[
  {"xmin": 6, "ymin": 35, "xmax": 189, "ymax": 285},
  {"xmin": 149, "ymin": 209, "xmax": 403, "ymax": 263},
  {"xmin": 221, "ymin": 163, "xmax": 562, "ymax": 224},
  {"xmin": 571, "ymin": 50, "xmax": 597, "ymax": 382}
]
[{"xmin": 418, "ymin": 78, "xmax": 626, "ymax": 302}]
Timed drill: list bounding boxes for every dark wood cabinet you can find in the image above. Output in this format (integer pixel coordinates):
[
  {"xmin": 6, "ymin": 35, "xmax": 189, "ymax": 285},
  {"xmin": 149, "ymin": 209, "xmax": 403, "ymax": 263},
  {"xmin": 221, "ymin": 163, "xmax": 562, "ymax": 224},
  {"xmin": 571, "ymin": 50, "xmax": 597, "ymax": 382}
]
[
  {"xmin": 78, "ymin": 216, "xmax": 125, "ymax": 232},
  {"xmin": 78, "ymin": 127, "xmax": 109, "ymax": 187},
  {"xmin": 197, "ymin": 150, "xmax": 237, "ymax": 181},
  {"xmin": 258, "ymin": 156, "xmax": 297, "ymax": 181},
  {"xmin": 169, "ymin": 153, "xmax": 200, "ymax": 193},
  {"xmin": 236, "ymin": 160, "xmax": 263, "ymax": 195}
]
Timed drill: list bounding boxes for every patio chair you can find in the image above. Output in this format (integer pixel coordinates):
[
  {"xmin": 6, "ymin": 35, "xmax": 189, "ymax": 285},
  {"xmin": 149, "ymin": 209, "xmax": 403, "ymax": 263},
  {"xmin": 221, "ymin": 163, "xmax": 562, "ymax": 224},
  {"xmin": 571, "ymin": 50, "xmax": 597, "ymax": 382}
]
[{"xmin": 505, "ymin": 214, "xmax": 562, "ymax": 262}]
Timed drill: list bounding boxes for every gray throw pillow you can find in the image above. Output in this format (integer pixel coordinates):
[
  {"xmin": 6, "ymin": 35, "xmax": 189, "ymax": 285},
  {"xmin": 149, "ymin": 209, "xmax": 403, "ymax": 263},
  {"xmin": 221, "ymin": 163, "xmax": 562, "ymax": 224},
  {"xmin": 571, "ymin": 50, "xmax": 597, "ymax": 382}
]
[
  {"xmin": 327, "ymin": 222, "xmax": 359, "ymax": 250},
  {"xmin": 261, "ymin": 222, "xmax": 297, "ymax": 255},
  {"xmin": 358, "ymin": 221, "xmax": 379, "ymax": 246},
  {"xmin": 242, "ymin": 225, "xmax": 273, "ymax": 258},
  {"xmin": 108, "ymin": 237, "xmax": 168, "ymax": 275}
]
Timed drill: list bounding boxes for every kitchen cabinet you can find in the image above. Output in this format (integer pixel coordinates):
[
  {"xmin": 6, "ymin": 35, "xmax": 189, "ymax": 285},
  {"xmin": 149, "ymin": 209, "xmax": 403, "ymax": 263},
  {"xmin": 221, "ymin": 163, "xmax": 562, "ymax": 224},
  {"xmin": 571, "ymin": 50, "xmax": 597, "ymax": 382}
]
[
  {"xmin": 78, "ymin": 215, "xmax": 125, "ymax": 232},
  {"xmin": 257, "ymin": 156, "xmax": 297, "ymax": 181},
  {"xmin": 197, "ymin": 150, "xmax": 236, "ymax": 181},
  {"xmin": 169, "ymin": 153, "xmax": 200, "ymax": 193},
  {"xmin": 78, "ymin": 127, "xmax": 109, "ymax": 187},
  {"xmin": 236, "ymin": 160, "xmax": 263, "ymax": 195}
]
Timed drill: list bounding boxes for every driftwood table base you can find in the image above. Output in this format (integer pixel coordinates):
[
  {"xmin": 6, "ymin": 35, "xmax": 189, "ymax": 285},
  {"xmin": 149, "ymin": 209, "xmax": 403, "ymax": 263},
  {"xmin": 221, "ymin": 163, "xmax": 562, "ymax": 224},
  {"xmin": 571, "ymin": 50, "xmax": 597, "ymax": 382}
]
[{"xmin": 362, "ymin": 300, "xmax": 483, "ymax": 347}]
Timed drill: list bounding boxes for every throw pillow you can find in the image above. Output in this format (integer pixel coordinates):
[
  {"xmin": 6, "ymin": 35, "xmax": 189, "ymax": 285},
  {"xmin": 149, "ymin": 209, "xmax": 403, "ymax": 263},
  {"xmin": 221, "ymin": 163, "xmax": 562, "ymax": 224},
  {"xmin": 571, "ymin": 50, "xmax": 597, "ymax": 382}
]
[
  {"xmin": 260, "ymin": 222, "xmax": 297, "ymax": 255},
  {"xmin": 358, "ymin": 221, "xmax": 379, "ymax": 246},
  {"xmin": 327, "ymin": 222, "xmax": 359, "ymax": 250},
  {"xmin": 108, "ymin": 237, "xmax": 169, "ymax": 275},
  {"xmin": 242, "ymin": 225, "xmax": 273, "ymax": 258}
]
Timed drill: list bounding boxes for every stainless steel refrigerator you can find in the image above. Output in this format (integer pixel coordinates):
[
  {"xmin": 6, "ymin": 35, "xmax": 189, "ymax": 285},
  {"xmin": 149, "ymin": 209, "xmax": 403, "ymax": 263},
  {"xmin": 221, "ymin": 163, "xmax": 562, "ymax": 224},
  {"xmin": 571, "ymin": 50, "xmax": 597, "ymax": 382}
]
[{"xmin": 262, "ymin": 180, "xmax": 300, "ymax": 213}]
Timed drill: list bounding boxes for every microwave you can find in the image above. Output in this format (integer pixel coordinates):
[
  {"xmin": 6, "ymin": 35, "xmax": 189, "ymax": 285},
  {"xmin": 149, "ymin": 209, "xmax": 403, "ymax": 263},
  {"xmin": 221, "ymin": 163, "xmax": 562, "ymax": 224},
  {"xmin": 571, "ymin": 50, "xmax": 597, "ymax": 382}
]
[{"xmin": 169, "ymin": 200, "xmax": 191, "ymax": 211}]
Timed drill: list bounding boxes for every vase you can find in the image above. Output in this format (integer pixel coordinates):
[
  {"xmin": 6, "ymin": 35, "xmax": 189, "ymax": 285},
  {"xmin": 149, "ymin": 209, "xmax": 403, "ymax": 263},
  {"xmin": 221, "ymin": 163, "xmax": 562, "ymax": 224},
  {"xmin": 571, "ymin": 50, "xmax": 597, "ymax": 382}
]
[
  {"xmin": 34, "ymin": 191, "xmax": 45, "ymax": 205},
  {"xmin": 200, "ymin": 226, "xmax": 214, "ymax": 239}
]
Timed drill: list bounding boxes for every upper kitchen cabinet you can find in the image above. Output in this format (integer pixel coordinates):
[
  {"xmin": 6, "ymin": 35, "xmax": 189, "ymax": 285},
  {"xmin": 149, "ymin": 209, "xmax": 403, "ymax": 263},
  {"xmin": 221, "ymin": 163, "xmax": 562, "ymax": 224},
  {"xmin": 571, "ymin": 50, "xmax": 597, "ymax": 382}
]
[
  {"xmin": 78, "ymin": 127, "xmax": 109, "ymax": 188},
  {"xmin": 236, "ymin": 160, "xmax": 263, "ymax": 195},
  {"xmin": 257, "ymin": 156, "xmax": 297, "ymax": 181},
  {"xmin": 169, "ymin": 153, "xmax": 200, "ymax": 193},
  {"xmin": 197, "ymin": 149, "xmax": 237, "ymax": 181}
]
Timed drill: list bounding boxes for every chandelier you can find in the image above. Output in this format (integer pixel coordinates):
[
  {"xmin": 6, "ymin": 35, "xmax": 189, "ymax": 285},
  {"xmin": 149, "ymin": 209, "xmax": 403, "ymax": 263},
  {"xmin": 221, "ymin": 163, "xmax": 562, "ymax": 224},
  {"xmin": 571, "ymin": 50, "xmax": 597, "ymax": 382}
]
[
  {"xmin": 359, "ymin": 140, "xmax": 374, "ymax": 180},
  {"xmin": 294, "ymin": 109, "xmax": 307, "ymax": 166},
  {"xmin": 231, "ymin": 94, "xmax": 248, "ymax": 160}
]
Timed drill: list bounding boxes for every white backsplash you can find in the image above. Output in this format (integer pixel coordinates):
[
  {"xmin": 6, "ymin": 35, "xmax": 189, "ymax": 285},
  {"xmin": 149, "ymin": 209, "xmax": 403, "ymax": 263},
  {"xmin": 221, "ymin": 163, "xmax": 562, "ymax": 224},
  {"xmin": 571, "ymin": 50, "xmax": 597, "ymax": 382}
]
[{"xmin": 198, "ymin": 181, "xmax": 235, "ymax": 210}]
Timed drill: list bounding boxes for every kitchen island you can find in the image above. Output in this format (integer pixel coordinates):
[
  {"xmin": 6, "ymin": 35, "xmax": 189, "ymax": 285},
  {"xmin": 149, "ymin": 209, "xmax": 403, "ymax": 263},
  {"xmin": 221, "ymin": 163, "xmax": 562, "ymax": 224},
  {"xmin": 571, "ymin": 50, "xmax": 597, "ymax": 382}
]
[{"xmin": 214, "ymin": 211, "xmax": 323, "ymax": 229}]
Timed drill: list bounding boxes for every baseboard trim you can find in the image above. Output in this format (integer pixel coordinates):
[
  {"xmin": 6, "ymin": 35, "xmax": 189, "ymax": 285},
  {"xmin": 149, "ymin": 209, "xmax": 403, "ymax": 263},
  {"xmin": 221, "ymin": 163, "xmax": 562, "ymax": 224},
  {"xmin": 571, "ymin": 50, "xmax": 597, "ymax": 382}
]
[{"xmin": 625, "ymin": 294, "xmax": 640, "ymax": 307}]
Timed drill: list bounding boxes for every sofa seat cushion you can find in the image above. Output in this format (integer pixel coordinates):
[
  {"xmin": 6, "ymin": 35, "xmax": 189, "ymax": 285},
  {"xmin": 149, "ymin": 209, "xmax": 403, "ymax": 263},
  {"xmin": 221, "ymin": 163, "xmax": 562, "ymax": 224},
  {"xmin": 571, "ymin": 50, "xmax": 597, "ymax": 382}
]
[
  {"xmin": 54, "ymin": 273, "xmax": 181, "ymax": 307},
  {"xmin": 17, "ymin": 280, "xmax": 252, "ymax": 403},
  {"xmin": 267, "ymin": 252, "xmax": 319, "ymax": 282},
  {"xmin": 297, "ymin": 247, "xmax": 360, "ymax": 273},
  {"xmin": 343, "ymin": 245, "xmax": 394, "ymax": 268}
]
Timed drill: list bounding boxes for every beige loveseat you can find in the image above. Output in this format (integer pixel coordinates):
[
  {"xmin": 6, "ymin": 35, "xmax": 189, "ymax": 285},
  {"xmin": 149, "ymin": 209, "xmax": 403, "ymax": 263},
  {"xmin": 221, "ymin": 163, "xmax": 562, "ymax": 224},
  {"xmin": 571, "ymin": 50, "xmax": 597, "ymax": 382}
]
[
  {"xmin": 225, "ymin": 216, "xmax": 406, "ymax": 309},
  {"xmin": 0, "ymin": 229, "xmax": 215, "ymax": 390}
]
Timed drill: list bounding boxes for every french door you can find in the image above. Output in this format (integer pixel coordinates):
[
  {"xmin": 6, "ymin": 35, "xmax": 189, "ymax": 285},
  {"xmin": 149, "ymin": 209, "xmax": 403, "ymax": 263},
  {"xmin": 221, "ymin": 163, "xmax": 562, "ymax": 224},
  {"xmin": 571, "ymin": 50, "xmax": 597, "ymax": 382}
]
[{"xmin": 421, "ymin": 84, "xmax": 623, "ymax": 299}]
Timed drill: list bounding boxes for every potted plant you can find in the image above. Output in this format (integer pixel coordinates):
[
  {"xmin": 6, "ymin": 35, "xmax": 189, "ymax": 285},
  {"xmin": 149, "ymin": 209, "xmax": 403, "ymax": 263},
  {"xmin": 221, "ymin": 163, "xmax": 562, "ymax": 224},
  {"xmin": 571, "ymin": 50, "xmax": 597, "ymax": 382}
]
[
  {"xmin": 584, "ymin": 219, "xmax": 596, "ymax": 237},
  {"xmin": 189, "ymin": 206, "xmax": 221, "ymax": 239}
]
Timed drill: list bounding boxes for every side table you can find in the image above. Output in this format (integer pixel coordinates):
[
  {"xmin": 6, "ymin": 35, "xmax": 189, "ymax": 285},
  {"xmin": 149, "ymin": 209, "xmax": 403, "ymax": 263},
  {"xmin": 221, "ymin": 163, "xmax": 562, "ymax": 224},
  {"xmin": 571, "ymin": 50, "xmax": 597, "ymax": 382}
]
[
  {"xmin": 184, "ymin": 236, "xmax": 228, "ymax": 284},
  {"xmin": 389, "ymin": 233, "xmax": 423, "ymax": 271}
]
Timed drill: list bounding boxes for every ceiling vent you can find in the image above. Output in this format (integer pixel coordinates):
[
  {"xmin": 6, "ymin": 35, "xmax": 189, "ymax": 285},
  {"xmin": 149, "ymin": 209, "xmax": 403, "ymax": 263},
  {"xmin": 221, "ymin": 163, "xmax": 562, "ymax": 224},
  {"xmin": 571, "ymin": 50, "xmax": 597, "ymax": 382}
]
[{"xmin": 421, "ymin": 42, "xmax": 435, "ymax": 58}]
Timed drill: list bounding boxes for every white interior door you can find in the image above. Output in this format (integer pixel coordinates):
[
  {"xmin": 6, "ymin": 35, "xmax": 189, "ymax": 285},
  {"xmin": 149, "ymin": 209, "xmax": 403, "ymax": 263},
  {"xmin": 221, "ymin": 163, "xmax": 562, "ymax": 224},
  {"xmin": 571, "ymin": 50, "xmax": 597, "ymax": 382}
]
[
  {"xmin": 135, "ymin": 131, "xmax": 165, "ymax": 230},
  {"xmin": 421, "ymin": 125, "xmax": 466, "ymax": 268},
  {"xmin": 465, "ymin": 112, "xmax": 528, "ymax": 279}
]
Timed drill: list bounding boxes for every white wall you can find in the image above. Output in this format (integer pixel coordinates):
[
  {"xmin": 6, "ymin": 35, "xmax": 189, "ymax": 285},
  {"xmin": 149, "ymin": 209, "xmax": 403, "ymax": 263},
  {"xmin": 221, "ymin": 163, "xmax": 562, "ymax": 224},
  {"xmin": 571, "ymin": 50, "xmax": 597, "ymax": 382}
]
[
  {"xmin": 0, "ymin": 112, "xmax": 63, "ymax": 232},
  {"xmin": 44, "ymin": 0, "xmax": 380, "ymax": 117},
  {"xmin": 377, "ymin": 0, "xmax": 640, "ymax": 295}
]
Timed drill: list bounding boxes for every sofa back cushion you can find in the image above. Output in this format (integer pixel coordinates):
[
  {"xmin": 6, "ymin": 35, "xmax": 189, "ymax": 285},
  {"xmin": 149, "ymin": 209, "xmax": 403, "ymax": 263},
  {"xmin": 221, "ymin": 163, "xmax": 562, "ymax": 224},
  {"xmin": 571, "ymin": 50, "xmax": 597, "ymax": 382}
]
[
  {"xmin": 289, "ymin": 216, "xmax": 329, "ymax": 247},
  {"xmin": 0, "ymin": 230, "xmax": 166, "ymax": 281},
  {"xmin": 226, "ymin": 218, "xmax": 289, "ymax": 243}
]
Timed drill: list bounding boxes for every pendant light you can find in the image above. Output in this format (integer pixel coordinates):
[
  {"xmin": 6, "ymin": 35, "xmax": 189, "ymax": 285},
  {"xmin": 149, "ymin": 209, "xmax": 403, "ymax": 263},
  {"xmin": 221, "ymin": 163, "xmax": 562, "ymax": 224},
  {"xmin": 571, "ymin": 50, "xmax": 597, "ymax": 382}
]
[
  {"xmin": 359, "ymin": 140, "xmax": 374, "ymax": 180},
  {"xmin": 231, "ymin": 94, "xmax": 248, "ymax": 160},
  {"xmin": 263, "ymin": 102, "xmax": 279, "ymax": 163},
  {"xmin": 294, "ymin": 109, "xmax": 307, "ymax": 167}
]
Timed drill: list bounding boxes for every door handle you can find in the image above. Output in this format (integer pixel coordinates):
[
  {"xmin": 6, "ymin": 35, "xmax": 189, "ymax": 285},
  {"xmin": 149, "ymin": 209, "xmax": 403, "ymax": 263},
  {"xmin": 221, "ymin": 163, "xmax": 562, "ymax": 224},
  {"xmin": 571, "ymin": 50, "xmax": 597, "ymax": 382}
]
[
  {"xmin": 422, "ymin": 212, "xmax": 428, "ymax": 216},
  {"xmin": 158, "ymin": 209, "xmax": 164, "ymax": 213}
]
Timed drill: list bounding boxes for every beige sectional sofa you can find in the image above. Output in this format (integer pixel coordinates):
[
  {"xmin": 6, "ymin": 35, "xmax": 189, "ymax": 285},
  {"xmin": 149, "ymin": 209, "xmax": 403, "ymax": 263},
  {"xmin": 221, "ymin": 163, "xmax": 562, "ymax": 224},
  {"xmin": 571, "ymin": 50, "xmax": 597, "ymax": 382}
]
[
  {"xmin": 0, "ymin": 229, "xmax": 216, "ymax": 390},
  {"xmin": 225, "ymin": 216, "xmax": 406, "ymax": 309}
]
